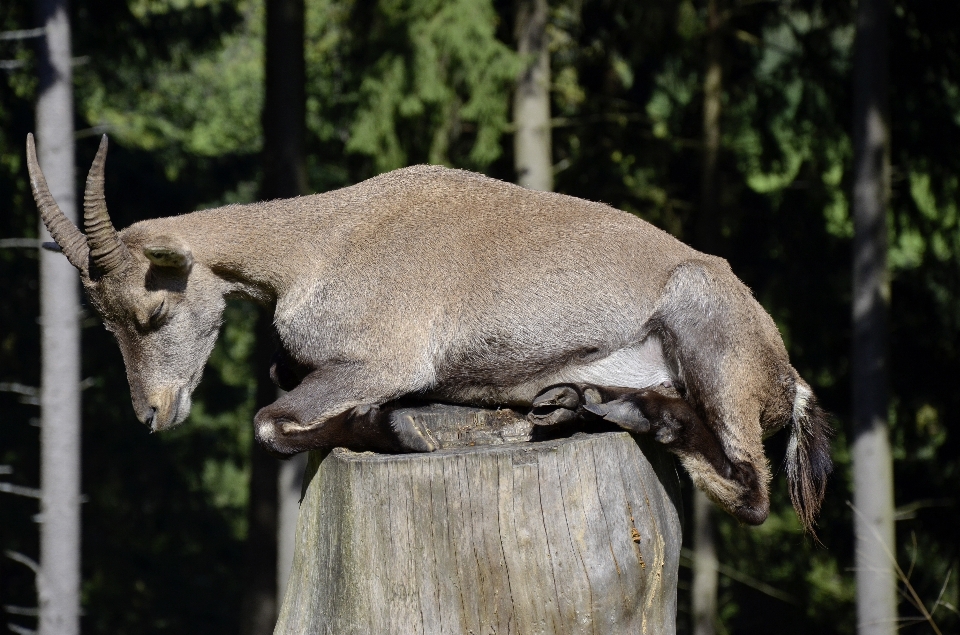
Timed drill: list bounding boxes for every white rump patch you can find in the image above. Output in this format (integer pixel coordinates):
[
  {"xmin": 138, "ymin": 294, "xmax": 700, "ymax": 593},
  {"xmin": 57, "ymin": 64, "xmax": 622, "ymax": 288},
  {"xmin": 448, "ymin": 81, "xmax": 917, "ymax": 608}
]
[
  {"xmin": 436, "ymin": 335, "xmax": 675, "ymax": 406},
  {"xmin": 556, "ymin": 335, "xmax": 674, "ymax": 389}
]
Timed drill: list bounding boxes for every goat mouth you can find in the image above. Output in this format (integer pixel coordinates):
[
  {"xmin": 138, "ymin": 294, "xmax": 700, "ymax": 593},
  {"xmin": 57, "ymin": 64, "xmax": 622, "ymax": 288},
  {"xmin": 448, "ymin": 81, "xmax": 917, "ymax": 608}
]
[
  {"xmin": 173, "ymin": 388, "xmax": 192, "ymax": 425},
  {"xmin": 147, "ymin": 387, "xmax": 190, "ymax": 432}
]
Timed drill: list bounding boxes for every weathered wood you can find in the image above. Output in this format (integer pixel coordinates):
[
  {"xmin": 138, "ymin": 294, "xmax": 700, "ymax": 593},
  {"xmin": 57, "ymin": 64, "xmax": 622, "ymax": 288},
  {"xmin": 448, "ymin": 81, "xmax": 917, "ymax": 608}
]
[
  {"xmin": 276, "ymin": 431, "xmax": 683, "ymax": 635},
  {"xmin": 388, "ymin": 404, "xmax": 534, "ymax": 448}
]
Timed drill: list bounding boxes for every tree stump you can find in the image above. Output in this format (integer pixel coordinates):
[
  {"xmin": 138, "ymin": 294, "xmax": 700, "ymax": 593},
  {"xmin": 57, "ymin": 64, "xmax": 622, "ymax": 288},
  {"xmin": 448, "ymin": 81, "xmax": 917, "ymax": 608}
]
[{"xmin": 275, "ymin": 420, "xmax": 683, "ymax": 635}]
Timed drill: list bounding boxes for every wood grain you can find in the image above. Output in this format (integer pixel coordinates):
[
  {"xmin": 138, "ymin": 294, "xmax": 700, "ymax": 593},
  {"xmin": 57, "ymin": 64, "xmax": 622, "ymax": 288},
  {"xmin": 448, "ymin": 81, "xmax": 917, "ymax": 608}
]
[{"xmin": 276, "ymin": 431, "xmax": 682, "ymax": 635}]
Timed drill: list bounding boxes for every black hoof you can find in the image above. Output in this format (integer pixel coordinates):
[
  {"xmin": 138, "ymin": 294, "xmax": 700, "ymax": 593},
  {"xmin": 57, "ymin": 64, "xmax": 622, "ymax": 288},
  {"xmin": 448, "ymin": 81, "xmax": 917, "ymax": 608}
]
[
  {"xmin": 529, "ymin": 385, "xmax": 582, "ymax": 426},
  {"xmin": 582, "ymin": 399, "xmax": 651, "ymax": 433},
  {"xmin": 389, "ymin": 410, "xmax": 440, "ymax": 452},
  {"xmin": 529, "ymin": 407, "xmax": 579, "ymax": 426},
  {"xmin": 532, "ymin": 385, "xmax": 581, "ymax": 409}
]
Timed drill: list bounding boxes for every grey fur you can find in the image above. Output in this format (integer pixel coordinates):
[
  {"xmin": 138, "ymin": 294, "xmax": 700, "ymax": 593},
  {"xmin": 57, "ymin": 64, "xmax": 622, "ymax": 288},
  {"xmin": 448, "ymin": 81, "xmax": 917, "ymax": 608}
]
[{"xmin": 27, "ymin": 134, "xmax": 832, "ymax": 532}]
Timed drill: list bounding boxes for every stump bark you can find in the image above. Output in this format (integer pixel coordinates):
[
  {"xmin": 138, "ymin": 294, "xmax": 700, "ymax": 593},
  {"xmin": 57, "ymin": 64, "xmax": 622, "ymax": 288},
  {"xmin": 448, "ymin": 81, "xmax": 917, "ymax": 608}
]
[{"xmin": 275, "ymin": 429, "xmax": 682, "ymax": 635}]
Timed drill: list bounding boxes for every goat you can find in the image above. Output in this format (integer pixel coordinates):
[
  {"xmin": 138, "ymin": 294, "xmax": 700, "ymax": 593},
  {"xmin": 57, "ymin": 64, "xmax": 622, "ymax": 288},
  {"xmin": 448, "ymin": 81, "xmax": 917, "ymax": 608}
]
[{"xmin": 27, "ymin": 134, "xmax": 832, "ymax": 532}]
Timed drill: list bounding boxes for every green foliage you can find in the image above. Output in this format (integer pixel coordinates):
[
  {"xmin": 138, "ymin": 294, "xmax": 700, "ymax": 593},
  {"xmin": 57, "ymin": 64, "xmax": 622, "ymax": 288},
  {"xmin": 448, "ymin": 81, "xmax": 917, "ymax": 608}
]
[
  {"xmin": 2, "ymin": 0, "xmax": 960, "ymax": 632},
  {"xmin": 342, "ymin": 0, "xmax": 519, "ymax": 171},
  {"xmin": 78, "ymin": 0, "xmax": 263, "ymax": 178}
]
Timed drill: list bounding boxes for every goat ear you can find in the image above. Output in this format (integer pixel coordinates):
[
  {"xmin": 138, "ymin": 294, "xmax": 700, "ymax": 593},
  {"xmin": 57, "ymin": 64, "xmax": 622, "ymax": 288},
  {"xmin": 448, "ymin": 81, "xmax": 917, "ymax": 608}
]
[{"xmin": 143, "ymin": 236, "xmax": 193, "ymax": 271}]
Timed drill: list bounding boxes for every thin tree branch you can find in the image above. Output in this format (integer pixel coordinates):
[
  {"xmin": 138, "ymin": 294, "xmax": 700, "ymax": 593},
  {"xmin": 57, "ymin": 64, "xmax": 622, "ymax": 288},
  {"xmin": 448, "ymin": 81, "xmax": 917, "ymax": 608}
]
[
  {"xmin": 938, "ymin": 600, "xmax": 959, "ymax": 617},
  {"xmin": 2, "ymin": 608, "xmax": 37, "ymax": 618},
  {"xmin": 0, "ymin": 484, "xmax": 42, "ymax": 499},
  {"xmin": 680, "ymin": 547, "xmax": 800, "ymax": 605},
  {"xmin": 930, "ymin": 570, "xmax": 952, "ymax": 617},
  {"xmin": 0, "ymin": 383, "xmax": 40, "ymax": 407},
  {"xmin": 0, "ymin": 379, "xmax": 94, "ymax": 405},
  {"xmin": 4, "ymin": 551, "xmax": 39, "ymax": 576},
  {"xmin": 848, "ymin": 502, "xmax": 944, "ymax": 635},
  {"xmin": 75, "ymin": 124, "xmax": 110, "ymax": 139},
  {"xmin": 0, "ymin": 27, "xmax": 46, "ymax": 41},
  {"xmin": 894, "ymin": 498, "xmax": 953, "ymax": 521},
  {"xmin": 0, "ymin": 239, "xmax": 43, "ymax": 249},
  {"xmin": 0, "ymin": 56, "xmax": 88, "ymax": 71},
  {"xmin": 0, "ymin": 383, "xmax": 38, "ymax": 397},
  {"xmin": 3, "ymin": 554, "xmax": 40, "ymax": 635},
  {"xmin": 905, "ymin": 531, "xmax": 918, "ymax": 582}
]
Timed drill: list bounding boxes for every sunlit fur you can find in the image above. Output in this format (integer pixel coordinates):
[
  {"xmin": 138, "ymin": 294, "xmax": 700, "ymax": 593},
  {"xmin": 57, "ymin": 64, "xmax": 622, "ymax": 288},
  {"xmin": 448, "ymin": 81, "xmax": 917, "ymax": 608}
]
[{"xmin": 28, "ymin": 135, "xmax": 832, "ymax": 533}]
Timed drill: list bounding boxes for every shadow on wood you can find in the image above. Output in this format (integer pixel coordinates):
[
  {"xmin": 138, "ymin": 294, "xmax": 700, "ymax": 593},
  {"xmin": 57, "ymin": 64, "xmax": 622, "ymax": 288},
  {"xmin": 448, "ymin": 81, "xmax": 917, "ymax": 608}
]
[{"xmin": 276, "ymin": 430, "xmax": 682, "ymax": 635}]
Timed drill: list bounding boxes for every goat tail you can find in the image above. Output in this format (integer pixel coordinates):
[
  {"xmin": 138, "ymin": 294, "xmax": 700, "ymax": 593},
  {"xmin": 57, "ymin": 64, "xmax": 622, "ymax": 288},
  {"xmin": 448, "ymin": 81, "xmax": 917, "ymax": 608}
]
[{"xmin": 785, "ymin": 378, "xmax": 834, "ymax": 536}]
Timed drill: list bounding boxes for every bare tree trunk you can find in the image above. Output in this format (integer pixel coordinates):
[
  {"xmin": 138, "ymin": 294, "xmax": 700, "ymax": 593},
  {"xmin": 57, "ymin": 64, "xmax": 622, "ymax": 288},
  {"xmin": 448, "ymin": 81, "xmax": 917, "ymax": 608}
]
[
  {"xmin": 852, "ymin": 0, "xmax": 896, "ymax": 634},
  {"xmin": 276, "ymin": 453, "xmax": 307, "ymax": 602},
  {"xmin": 239, "ymin": 337, "xmax": 279, "ymax": 635},
  {"xmin": 696, "ymin": 0, "xmax": 722, "ymax": 253},
  {"xmin": 692, "ymin": 490, "xmax": 718, "ymax": 635},
  {"xmin": 692, "ymin": 2, "xmax": 722, "ymax": 633},
  {"xmin": 513, "ymin": 0, "xmax": 552, "ymax": 192},
  {"xmin": 34, "ymin": 0, "xmax": 82, "ymax": 633},
  {"xmin": 239, "ymin": 0, "xmax": 308, "ymax": 632},
  {"xmin": 262, "ymin": 0, "xmax": 308, "ymax": 200}
]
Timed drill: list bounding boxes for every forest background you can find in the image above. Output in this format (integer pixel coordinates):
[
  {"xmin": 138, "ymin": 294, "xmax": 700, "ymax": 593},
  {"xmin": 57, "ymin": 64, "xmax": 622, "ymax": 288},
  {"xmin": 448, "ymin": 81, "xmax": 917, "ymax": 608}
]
[{"xmin": 1, "ymin": 0, "xmax": 958, "ymax": 633}]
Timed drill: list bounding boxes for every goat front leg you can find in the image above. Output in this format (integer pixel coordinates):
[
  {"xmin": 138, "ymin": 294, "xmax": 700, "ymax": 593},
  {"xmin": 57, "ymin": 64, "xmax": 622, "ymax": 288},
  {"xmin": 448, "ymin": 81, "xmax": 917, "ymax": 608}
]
[
  {"xmin": 530, "ymin": 383, "xmax": 769, "ymax": 525},
  {"xmin": 254, "ymin": 367, "xmax": 440, "ymax": 456}
]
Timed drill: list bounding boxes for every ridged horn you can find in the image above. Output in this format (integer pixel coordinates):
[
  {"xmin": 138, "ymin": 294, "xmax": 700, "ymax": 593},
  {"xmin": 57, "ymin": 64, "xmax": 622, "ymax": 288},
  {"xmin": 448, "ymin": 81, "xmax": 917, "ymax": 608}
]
[
  {"xmin": 83, "ymin": 135, "xmax": 130, "ymax": 275},
  {"xmin": 25, "ymin": 133, "xmax": 90, "ymax": 271}
]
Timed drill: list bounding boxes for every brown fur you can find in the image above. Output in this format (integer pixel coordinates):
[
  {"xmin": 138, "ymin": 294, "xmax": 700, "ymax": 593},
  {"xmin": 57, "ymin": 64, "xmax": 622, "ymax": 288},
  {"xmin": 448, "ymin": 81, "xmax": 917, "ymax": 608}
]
[{"xmin": 27, "ymin": 134, "xmax": 832, "ymax": 532}]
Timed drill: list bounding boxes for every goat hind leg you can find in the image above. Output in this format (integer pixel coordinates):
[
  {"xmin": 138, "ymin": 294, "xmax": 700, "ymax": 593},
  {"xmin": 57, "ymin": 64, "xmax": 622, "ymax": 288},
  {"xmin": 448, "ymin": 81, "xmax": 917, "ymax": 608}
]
[
  {"xmin": 531, "ymin": 382, "xmax": 770, "ymax": 525},
  {"xmin": 640, "ymin": 390, "xmax": 770, "ymax": 525},
  {"xmin": 530, "ymin": 383, "xmax": 655, "ymax": 432}
]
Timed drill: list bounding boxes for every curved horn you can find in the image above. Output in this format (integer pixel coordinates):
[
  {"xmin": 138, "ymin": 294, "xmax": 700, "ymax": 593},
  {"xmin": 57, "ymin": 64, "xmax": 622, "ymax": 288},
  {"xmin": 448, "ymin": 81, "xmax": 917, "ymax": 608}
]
[
  {"xmin": 83, "ymin": 135, "xmax": 130, "ymax": 275},
  {"xmin": 25, "ymin": 133, "xmax": 90, "ymax": 271}
]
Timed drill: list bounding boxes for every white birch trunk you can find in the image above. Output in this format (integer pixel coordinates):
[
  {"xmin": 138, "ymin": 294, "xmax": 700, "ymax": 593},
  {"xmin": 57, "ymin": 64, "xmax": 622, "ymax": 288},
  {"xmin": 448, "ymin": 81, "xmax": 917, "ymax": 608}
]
[
  {"xmin": 276, "ymin": 452, "xmax": 307, "ymax": 602},
  {"xmin": 852, "ymin": 0, "xmax": 896, "ymax": 633},
  {"xmin": 35, "ymin": 1, "xmax": 82, "ymax": 633},
  {"xmin": 692, "ymin": 489, "xmax": 718, "ymax": 635},
  {"xmin": 513, "ymin": 0, "xmax": 552, "ymax": 192}
]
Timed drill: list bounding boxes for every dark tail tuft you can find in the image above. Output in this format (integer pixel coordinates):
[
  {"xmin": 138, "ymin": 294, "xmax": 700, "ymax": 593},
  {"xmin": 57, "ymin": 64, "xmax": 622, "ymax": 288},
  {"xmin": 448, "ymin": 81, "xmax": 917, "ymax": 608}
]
[{"xmin": 785, "ymin": 380, "xmax": 834, "ymax": 538}]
